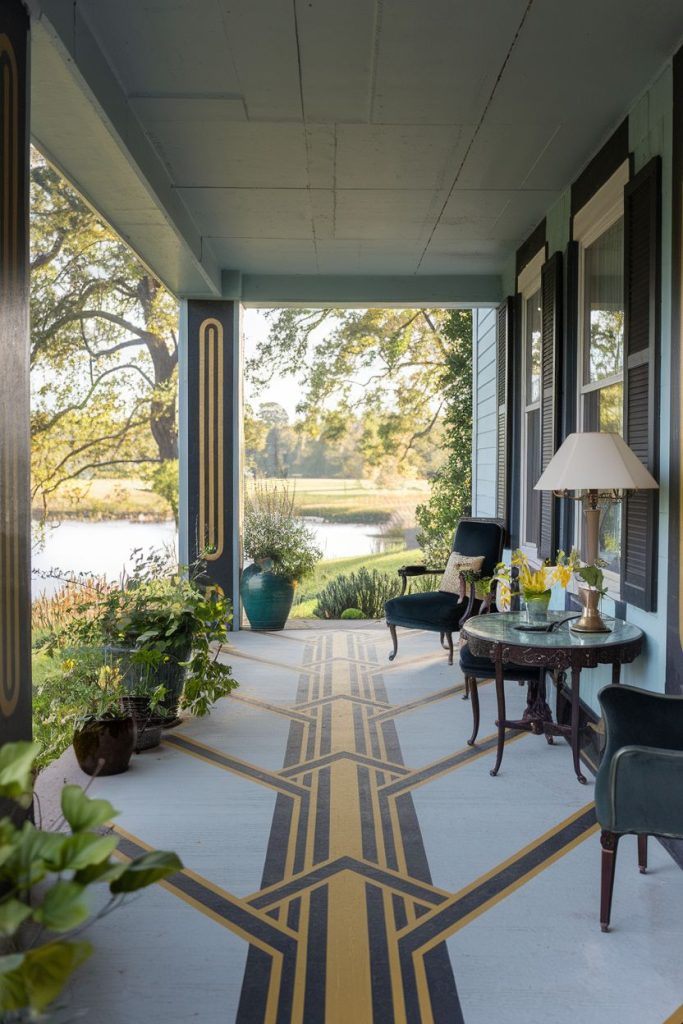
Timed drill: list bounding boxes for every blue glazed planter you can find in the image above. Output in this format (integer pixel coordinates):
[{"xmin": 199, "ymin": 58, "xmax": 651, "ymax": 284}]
[{"xmin": 240, "ymin": 563, "xmax": 295, "ymax": 630}]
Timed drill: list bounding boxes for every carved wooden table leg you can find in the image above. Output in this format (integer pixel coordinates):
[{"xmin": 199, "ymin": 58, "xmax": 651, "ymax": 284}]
[
  {"xmin": 490, "ymin": 660, "xmax": 507, "ymax": 776},
  {"xmin": 612, "ymin": 662, "xmax": 621, "ymax": 685},
  {"xmin": 571, "ymin": 664, "xmax": 587, "ymax": 784}
]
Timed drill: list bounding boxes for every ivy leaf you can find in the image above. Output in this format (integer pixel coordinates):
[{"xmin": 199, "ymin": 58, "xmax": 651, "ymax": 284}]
[
  {"xmin": 74, "ymin": 858, "xmax": 127, "ymax": 886},
  {"xmin": 34, "ymin": 882, "xmax": 89, "ymax": 933},
  {"xmin": 110, "ymin": 850, "xmax": 182, "ymax": 893},
  {"xmin": 21, "ymin": 941, "xmax": 92, "ymax": 1012},
  {"xmin": 4, "ymin": 824, "xmax": 68, "ymax": 888},
  {"xmin": 60, "ymin": 786, "xmax": 118, "ymax": 833},
  {"xmin": 0, "ymin": 953, "xmax": 27, "ymax": 1012},
  {"xmin": 0, "ymin": 742, "xmax": 40, "ymax": 807},
  {"xmin": 0, "ymin": 899, "xmax": 32, "ymax": 937},
  {"xmin": 59, "ymin": 833, "xmax": 119, "ymax": 872}
]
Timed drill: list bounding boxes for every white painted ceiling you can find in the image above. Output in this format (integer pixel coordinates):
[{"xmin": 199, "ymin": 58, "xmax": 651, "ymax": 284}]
[{"xmin": 30, "ymin": 0, "xmax": 683, "ymax": 296}]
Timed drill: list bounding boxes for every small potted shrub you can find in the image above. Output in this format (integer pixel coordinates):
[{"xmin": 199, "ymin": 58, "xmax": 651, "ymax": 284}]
[
  {"xmin": 50, "ymin": 650, "xmax": 137, "ymax": 776},
  {"xmin": 241, "ymin": 483, "xmax": 322, "ymax": 630}
]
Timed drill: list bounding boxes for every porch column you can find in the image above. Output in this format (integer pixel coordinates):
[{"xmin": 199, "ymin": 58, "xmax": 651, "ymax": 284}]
[
  {"xmin": 0, "ymin": 1, "xmax": 31, "ymax": 743},
  {"xmin": 178, "ymin": 300, "xmax": 243, "ymax": 627}
]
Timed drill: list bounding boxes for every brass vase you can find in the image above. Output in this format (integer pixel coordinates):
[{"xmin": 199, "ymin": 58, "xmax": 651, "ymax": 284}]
[{"xmin": 570, "ymin": 586, "xmax": 610, "ymax": 633}]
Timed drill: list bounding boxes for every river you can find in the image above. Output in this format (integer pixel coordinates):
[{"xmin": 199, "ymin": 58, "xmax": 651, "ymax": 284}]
[{"xmin": 31, "ymin": 519, "xmax": 399, "ymax": 598}]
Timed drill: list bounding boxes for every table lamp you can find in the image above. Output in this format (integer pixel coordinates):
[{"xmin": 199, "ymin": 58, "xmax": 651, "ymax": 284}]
[{"xmin": 534, "ymin": 432, "xmax": 659, "ymax": 629}]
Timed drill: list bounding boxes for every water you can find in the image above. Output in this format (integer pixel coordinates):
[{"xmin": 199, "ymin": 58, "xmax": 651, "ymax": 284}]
[{"xmin": 31, "ymin": 519, "xmax": 397, "ymax": 598}]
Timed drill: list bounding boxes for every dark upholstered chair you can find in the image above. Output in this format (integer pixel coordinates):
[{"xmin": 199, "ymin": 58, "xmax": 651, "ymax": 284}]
[
  {"xmin": 384, "ymin": 518, "xmax": 505, "ymax": 665},
  {"xmin": 595, "ymin": 684, "xmax": 683, "ymax": 932},
  {"xmin": 460, "ymin": 642, "xmax": 547, "ymax": 748}
]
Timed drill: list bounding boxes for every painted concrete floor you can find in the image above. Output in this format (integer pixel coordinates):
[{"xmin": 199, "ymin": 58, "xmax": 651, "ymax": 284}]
[{"xmin": 42, "ymin": 626, "xmax": 683, "ymax": 1024}]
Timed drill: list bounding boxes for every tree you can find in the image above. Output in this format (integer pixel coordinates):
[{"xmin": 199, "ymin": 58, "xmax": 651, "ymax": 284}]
[
  {"xmin": 414, "ymin": 311, "xmax": 473, "ymax": 562},
  {"xmin": 246, "ymin": 308, "xmax": 452, "ymax": 477},
  {"xmin": 30, "ymin": 152, "xmax": 179, "ymax": 516}
]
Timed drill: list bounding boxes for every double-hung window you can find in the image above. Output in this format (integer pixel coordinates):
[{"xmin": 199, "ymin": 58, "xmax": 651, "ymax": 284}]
[
  {"xmin": 574, "ymin": 162, "xmax": 628, "ymax": 582},
  {"xmin": 518, "ymin": 251, "xmax": 544, "ymax": 557}
]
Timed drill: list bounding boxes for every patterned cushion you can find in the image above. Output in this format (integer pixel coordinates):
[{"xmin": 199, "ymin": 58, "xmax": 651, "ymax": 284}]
[{"xmin": 439, "ymin": 552, "xmax": 484, "ymax": 596}]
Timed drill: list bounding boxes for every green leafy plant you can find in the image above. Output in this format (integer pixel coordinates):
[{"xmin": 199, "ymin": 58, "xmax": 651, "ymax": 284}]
[
  {"xmin": 575, "ymin": 562, "xmax": 608, "ymax": 596},
  {"xmin": 315, "ymin": 569, "xmax": 401, "ymax": 619},
  {"xmin": 243, "ymin": 482, "xmax": 323, "ymax": 583},
  {"xmin": 0, "ymin": 741, "xmax": 182, "ymax": 1019},
  {"xmin": 340, "ymin": 608, "xmax": 364, "ymax": 619},
  {"xmin": 41, "ymin": 549, "xmax": 238, "ymax": 724}
]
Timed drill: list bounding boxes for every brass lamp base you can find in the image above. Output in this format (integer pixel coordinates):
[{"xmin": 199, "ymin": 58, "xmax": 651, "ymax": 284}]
[{"xmin": 570, "ymin": 587, "xmax": 610, "ymax": 633}]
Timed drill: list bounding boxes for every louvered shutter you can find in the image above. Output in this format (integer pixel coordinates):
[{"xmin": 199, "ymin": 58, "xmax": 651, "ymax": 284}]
[
  {"xmin": 537, "ymin": 252, "xmax": 563, "ymax": 559},
  {"xmin": 495, "ymin": 298, "xmax": 514, "ymax": 524},
  {"xmin": 621, "ymin": 156, "xmax": 661, "ymax": 610}
]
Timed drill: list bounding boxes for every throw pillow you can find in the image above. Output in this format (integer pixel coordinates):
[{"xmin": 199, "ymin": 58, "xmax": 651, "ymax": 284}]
[{"xmin": 439, "ymin": 552, "xmax": 485, "ymax": 598}]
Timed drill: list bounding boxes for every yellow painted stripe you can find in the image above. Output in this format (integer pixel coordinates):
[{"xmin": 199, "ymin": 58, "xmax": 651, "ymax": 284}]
[{"xmin": 663, "ymin": 1004, "xmax": 683, "ymax": 1024}]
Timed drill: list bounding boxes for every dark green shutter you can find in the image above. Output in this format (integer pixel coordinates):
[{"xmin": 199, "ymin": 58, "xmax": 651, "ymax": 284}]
[
  {"xmin": 621, "ymin": 156, "xmax": 661, "ymax": 610},
  {"xmin": 537, "ymin": 252, "xmax": 563, "ymax": 559},
  {"xmin": 495, "ymin": 298, "xmax": 514, "ymax": 525}
]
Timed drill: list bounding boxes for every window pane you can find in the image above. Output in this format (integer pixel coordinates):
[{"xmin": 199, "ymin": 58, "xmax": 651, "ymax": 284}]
[
  {"xmin": 582, "ymin": 381, "xmax": 623, "ymax": 434},
  {"xmin": 524, "ymin": 408, "xmax": 541, "ymax": 545},
  {"xmin": 599, "ymin": 503, "xmax": 621, "ymax": 574},
  {"xmin": 526, "ymin": 290, "xmax": 542, "ymax": 405},
  {"xmin": 584, "ymin": 217, "xmax": 624, "ymax": 385}
]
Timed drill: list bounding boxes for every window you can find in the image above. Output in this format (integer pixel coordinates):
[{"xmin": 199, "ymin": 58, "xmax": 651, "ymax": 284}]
[
  {"xmin": 517, "ymin": 248, "xmax": 545, "ymax": 556},
  {"xmin": 522, "ymin": 288, "xmax": 542, "ymax": 549},
  {"xmin": 575, "ymin": 163, "xmax": 628, "ymax": 579}
]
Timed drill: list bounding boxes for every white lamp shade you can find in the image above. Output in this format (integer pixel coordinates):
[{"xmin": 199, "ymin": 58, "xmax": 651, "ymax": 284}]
[{"xmin": 534, "ymin": 432, "xmax": 659, "ymax": 492}]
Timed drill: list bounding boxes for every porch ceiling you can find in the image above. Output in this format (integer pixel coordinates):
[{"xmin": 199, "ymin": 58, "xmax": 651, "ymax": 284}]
[{"xmin": 29, "ymin": 0, "xmax": 683, "ymax": 302}]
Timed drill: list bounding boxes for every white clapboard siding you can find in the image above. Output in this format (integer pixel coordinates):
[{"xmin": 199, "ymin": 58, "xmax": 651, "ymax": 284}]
[{"xmin": 472, "ymin": 308, "xmax": 498, "ymax": 517}]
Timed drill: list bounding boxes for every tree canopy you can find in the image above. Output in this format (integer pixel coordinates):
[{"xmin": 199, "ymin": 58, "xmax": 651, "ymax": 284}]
[{"xmin": 30, "ymin": 152, "xmax": 178, "ymax": 518}]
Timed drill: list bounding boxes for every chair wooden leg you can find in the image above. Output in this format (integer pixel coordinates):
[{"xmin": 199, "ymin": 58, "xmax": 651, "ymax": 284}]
[
  {"xmin": 462, "ymin": 676, "xmax": 470, "ymax": 701},
  {"xmin": 444, "ymin": 632, "xmax": 453, "ymax": 666},
  {"xmin": 388, "ymin": 624, "xmax": 398, "ymax": 662},
  {"xmin": 467, "ymin": 676, "xmax": 480, "ymax": 746},
  {"xmin": 638, "ymin": 834, "xmax": 648, "ymax": 874},
  {"xmin": 600, "ymin": 830, "xmax": 620, "ymax": 932}
]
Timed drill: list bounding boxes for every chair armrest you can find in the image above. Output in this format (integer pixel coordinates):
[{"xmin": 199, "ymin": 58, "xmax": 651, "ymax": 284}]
[
  {"xmin": 599, "ymin": 685, "xmax": 683, "ymax": 754},
  {"xmin": 397, "ymin": 565, "xmax": 445, "ymax": 595},
  {"xmin": 597, "ymin": 745, "xmax": 683, "ymax": 837}
]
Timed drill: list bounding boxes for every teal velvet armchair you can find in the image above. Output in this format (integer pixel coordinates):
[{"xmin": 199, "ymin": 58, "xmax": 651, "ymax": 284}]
[{"xmin": 595, "ymin": 684, "xmax": 683, "ymax": 932}]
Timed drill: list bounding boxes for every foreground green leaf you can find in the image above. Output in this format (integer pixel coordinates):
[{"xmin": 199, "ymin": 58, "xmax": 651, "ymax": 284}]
[
  {"xmin": 0, "ymin": 898, "xmax": 32, "ymax": 937},
  {"xmin": 58, "ymin": 832, "xmax": 119, "ymax": 872},
  {"xmin": 22, "ymin": 941, "xmax": 92, "ymax": 1012},
  {"xmin": 34, "ymin": 881, "xmax": 89, "ymax": 932},
  {"xmin": 0, "ymin": 953, "xmax": 27, "ymax": 1012},
  {"xmin": 0, "ymin": 742, "xmax": 40, "ymax": 807},
  {"xmin": 110, "ymin": 850, "xmax": 182, "ymax": 893},
  {"xmin": 61, "ymin": 786, "xmax": 118, "ymax": 833}
]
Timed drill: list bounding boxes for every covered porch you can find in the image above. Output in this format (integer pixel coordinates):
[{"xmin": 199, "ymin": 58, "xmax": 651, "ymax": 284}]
[{"xmin": 2, "ymin": 0, "xmax": 683, "ymax": 1021}]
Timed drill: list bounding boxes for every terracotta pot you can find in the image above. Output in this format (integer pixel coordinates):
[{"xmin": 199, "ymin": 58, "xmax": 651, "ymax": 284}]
[{"xmin": 73, "ymin": 717, "xmax": 136, "ymax": 776}]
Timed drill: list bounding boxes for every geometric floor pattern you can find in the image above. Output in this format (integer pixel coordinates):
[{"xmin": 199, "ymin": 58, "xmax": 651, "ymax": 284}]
[{"xmin": 52, "ymin": 626, "xmax": 683, "ymax": 1024}]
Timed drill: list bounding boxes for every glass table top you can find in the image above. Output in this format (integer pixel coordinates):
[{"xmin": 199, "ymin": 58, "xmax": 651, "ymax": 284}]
[{"xmin": 462, "ymin": 611, "xmax": 643, "ymax": 649}]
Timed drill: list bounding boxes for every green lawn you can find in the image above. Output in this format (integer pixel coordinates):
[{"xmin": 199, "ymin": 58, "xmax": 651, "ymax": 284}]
[{"xmin": 290, "ymin": 546, "xmax": 421, "ymax": 618}]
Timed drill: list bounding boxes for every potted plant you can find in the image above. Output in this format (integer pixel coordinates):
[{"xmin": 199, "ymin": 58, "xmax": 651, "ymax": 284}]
[
  {"xmin": 241, "ymin": 482, "xmax": 322, "ymax": 630},
  {"xmin": 44, "ymin": 550, "xmax": 239, "ymax": 721},
  {"xmin": 49, "ymin": 650, "xmax": 137, "ymax": 776}
]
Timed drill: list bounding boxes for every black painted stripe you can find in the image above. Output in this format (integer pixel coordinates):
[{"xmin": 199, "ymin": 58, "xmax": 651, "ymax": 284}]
[
  {"xmin": 366, "ymin": 882, "xmax": 395, "ymax": 1024},
  {"xmin": 303, "ymin": 885, "xmax": 327, "ymax": 1023},
  {"xmin": 164, "ymin": 734, "xmax": 307, "ymax": 798},
  {"xmin": 380, "ymin": 731, "xmax": 517, "ymax": 798},
  {"xmin": 399, "ymin": 806, "xmax": 597, "ymax": 955},
  {"xmin": 280, "ymin": 750, "xmax": 409, "ymax": 779},
  {"xmin": 357, "ymin": 766, "xmax": 378, "ymax": 863},
  {"xmin": 313, "ymin": 766, "xmax": 331, "ymax": 863}
]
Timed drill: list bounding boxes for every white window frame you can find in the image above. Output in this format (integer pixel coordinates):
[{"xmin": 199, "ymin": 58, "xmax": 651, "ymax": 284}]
[
  {"xmin": 573, "ymin": 160, "xmax": 629, "ymax": 598},
  {"xmin": 517, "ymin": 249, "xmax": 545, "ymax": 563}
]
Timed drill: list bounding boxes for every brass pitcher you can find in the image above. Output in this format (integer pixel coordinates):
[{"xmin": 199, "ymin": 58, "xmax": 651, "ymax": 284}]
[{"xmin": 570, "ymin": 586, "xmax": 610, "ymax": 633}]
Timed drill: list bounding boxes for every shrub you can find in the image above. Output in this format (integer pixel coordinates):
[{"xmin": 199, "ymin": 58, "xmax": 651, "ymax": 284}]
[
  {"xmin": 340, "ymin": 607, "xmax": 364, "ymax": 619},
  {"xmin": 314, "ymin": 569, "xmax": 401, "ymax": 619},
  {"xmin": 243, "ymin": 481, "xmax": 322, "ymax": 582}
]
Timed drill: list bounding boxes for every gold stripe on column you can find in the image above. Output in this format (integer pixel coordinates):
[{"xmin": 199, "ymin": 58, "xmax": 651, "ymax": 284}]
[{"xmin": 198, "ymin": 318, "xmax": 224, "ymax": 561}]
